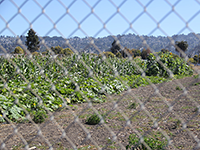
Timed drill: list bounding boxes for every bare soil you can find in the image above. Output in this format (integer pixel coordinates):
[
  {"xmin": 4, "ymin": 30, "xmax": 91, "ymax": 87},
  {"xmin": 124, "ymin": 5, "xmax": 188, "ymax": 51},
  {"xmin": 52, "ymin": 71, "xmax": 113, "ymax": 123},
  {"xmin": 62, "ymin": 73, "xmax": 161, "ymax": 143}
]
[{"xmin": 0, "ymin": 70, "xmax": 200, "ymax": 149}]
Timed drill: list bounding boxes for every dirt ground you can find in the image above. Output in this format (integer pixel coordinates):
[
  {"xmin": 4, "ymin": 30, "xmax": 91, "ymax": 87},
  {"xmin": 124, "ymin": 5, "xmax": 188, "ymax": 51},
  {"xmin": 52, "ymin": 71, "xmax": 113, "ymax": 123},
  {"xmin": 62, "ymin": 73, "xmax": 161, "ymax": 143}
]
[{"xmin": 0, "ymin": 67, "xmax": 200, "ymax": 150}]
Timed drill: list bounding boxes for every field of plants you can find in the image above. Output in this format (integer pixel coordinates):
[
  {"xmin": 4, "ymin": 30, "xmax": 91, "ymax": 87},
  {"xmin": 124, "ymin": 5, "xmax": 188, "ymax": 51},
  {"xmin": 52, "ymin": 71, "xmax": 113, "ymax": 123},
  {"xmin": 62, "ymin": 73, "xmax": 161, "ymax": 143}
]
[{"xmin": 0, "ymin": 52, "xmax": 193, "ymax": 124}]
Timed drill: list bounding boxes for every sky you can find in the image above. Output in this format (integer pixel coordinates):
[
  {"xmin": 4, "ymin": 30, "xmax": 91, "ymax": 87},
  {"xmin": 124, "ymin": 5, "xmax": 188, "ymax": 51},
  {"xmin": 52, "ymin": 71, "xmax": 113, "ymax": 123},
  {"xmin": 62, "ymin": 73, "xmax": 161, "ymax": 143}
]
[{"xmin": 0, "ymin": 0, "xmax": 200, "ymax": 38}]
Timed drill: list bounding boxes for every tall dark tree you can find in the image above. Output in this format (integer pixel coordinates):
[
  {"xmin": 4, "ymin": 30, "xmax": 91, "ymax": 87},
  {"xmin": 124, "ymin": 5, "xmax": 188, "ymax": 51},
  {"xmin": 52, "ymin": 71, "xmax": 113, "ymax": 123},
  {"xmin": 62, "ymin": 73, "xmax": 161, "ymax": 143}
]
[
  {"xmin": 175, "ymin": 41, "xmax": 188, "ymax": 58},
  {"xmin": 111, "ymin": 40, "xmax": 121, "ymax": 55},
  {"xmin": 25, "ymin": 29, "xmax": 40, "ymax": 53}
]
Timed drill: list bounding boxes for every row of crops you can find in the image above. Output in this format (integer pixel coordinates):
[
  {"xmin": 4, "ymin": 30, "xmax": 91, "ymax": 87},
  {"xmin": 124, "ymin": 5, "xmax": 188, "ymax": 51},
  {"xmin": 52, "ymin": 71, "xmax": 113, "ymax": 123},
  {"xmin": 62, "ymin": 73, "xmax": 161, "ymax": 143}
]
[{"xmin": 0, "ymin": 52, "xmax": 193, "ymax": 123}]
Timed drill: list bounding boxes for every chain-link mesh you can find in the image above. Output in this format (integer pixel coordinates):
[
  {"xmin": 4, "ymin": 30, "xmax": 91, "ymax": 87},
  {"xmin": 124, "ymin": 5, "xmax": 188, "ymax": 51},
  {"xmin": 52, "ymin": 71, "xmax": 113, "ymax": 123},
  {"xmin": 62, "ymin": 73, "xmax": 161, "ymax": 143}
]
[{"xmin": 0, "ymin": 0, "xmax": 200, "ymax": 149}]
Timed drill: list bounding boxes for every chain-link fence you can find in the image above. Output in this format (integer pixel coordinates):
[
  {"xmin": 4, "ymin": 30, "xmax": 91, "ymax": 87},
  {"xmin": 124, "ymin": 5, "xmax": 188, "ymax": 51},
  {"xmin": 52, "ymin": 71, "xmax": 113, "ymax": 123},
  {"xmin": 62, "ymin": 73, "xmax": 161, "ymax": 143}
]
[{"xmin": 0, "ymin": 0, "xmax": 200, "ymax": 149}]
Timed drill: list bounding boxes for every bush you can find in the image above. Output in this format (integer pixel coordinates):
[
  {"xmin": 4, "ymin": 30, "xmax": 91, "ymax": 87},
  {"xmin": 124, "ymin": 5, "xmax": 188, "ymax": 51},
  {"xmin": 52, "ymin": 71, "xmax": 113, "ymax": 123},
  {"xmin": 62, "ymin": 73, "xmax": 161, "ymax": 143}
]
[
  {"xmin": 61, "ymin": 48, "xmax": 73, "ymax": 56},
  {"xmin": 188, "ymin": 58, "xmax": 196, "ymax": 64},
  {"xmin": 86, "ymin": 114, "xmax": 101, "ymax": 125},
  {"xmin": 32, "ymin": 51, "xmax": 40, "ymax": 56},
  {"xmin": 116, "ymin": 52, "xmax": 122, "ymax": 58},
  {"xmin": 99, "ymin": 52, "xmax": 115, "ymax": 58},
  {"xmin": 14, "ymin": 46, "xmax": 24, "ymax": 54},
  {"xmin": 193, "ymin": 55, "xmax": 200, "ymax": 64}
]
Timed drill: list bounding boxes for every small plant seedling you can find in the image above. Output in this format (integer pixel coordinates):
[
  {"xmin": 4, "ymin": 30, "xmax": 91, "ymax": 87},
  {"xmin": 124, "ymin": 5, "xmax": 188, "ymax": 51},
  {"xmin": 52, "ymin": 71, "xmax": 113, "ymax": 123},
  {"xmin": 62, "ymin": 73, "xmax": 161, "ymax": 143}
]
[
  {"xmin": 193, "ymin": 75, "xmax": 200, "ymax": 79},
  {"xmin": 193, "ymin": 82, "xmax": 200, "ymax": 86},
  {"xmin": 176, "ymin": 120, "xmax": 181, "ymax": 126},
  {"xmin": 128, "ymin": 103, "xmax": 137, "ymax": 109},
  {"xmin": 194, "ymin": 107, "xmax": 199, "ymax": 112},
  {"xmin": 86, "ymin": 114, "xmax": 101, "ymax": 125},
  {"xmin": 171, "ymin": 119, "xmax": 181, "ymax": 129},
  {"xmin": 176, "ymin": 86, "xmax": 182, "ymax": 90}
]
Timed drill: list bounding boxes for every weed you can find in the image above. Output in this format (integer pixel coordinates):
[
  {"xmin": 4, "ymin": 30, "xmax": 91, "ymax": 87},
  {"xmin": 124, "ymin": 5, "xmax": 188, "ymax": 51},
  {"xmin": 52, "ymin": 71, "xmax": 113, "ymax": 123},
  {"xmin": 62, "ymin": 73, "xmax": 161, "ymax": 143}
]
[
  {"xmin": 181, "ymin": 106, "xmax": 193, "ymax": 109},
  {"xmin": 128, "ymin": 102, "xmax": 137, "ymax": 109},
  {"xmin": 193, "ymin": 82, "xmax": 200, "ymax": 86},
  {"xmin": 171, "ymin": 119, "xmax": 181, "ymax": 129},
  {"xmin": 12, "ymin": 144, "xmax": 23, "ymax": 150},
  {"xmin": 194, "ymin": 107, "xmax": 199, "ymax": 112},
  {"xmin": 176, "ymin": 86, "xmax": 182, "ymax": 90},
  {"xmin": 193, "ymin": 75, "xmax": 200, "ymax": 79},
  {"xmin": 126, "ymin": 133, "xmax": 167, "ymax": 150}
]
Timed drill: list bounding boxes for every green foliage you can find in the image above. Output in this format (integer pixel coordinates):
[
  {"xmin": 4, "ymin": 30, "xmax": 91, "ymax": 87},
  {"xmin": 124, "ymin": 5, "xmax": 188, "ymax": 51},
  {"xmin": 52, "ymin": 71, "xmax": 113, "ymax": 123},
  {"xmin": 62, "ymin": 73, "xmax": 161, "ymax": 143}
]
[
  {"xmin": 146, "ymin": 52, "xmax": 193, "ymax": 77},
  {"xmin": 32, "ymin": 110, "xmax": 48, "ymax": 123},
  {"xmin": 32, "ymin": 51, "xmax": 40, "ymax": 56},
  {"xmin": 14, "ymin": 46, "xmax": 24, "ymax": 54},
  {"xmin": 25, "ymin": 29, "xmax": 40, "ymax": 53},
  {"xmin": 116, "ymin": 52, "xmax": 122, "ymax": 58},
  {"xmin": 126, "ymin": 133, "xmax": 167, "ymax": 150},
  {"xmin": 193, "ymin": 54, "xmax": 200, "ymax": 64},
  {"xmin": 86, "ymin": 114, "xmax": 100, "ymax": 125},
  {"xmin": 51, "ymin": 46, "xmax": 63, "ymax": 54},
  {"xmin": 0, "ymin": 53, "xmax": 193, "ymax": 123},
  {"xmin": 128, "ymin": 102, "xmax": 137, "ymax": 109},
  {"xmin": 193, "ymin": 82, "xmax": 200, "ymax": 86},
  {"xmin": 0, "ymin": 95, "xmax": 25, "ymax": 122},
  {"xmin": 99, "ymin": 52, "xmax": 115, "ymax": 58},
  {"xmin": 131, "ymin": 49, "xmax": 141, "ymax": 57},
  {"xmin": 121, "ymin": 47, "xmax": 133, "ymax": 58},
  {"xmin": 60, "ymin": 48, "xmax": 73, "ymax": 56},
  {"xmin": 50, "ymin": 46, "xmax": 73, "ymax": 56},
  {"xmin": 176, "ymin": 86, "xmax": 182, "ymax": 90}
]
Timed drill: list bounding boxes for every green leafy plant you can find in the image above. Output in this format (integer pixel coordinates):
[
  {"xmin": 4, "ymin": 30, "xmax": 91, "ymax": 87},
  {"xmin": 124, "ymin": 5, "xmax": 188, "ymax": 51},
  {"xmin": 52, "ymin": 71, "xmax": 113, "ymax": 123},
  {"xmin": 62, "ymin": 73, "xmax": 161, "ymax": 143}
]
[
  {"xmin": 86, "ymin": 114, "xmax": 101, "ymax": 125},
  {"xmin": 146, "ymin": 53, "xmax": 193, "ymax": 77},
  {"xmin": 126, "ymin": 133, "xmax": 167, "ymax": 150},
  {"xmin": 193, "ymin": 82, "xmax": 200, "ymax": 86},
  {"xmin": 32, "ymin": 110, "xmax": 48, "ymax": 123},
  {"xmin": 0, "ymin": 95, "xmax": 25, "ymax": 122},
  {"xmin": 0, "ymin": 54, "xmax": 194, "ymax": 123}
]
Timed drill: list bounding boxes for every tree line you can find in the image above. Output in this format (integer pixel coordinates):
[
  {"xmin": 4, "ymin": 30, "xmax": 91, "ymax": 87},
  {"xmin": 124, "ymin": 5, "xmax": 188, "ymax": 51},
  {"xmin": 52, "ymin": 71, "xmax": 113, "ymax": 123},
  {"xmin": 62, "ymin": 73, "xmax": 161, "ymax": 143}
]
[
  {"xmin": 14, "ymin": 28, "xmax": 200, "ymax": 64},
  {"xmin": 109, "ymin": 39, "xmax": 189, "ymax": 59},
  {"xmin": 14, "ymin": 29, "xmax": 73, "ymax": 56}
]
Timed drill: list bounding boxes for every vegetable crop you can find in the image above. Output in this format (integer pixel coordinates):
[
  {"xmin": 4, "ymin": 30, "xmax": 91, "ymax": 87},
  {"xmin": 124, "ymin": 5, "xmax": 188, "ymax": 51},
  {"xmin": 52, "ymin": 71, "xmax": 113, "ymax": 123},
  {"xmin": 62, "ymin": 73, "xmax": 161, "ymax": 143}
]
[{"xmin": 0, "ymin": 52, "xmax": 193, "ymax": 123}]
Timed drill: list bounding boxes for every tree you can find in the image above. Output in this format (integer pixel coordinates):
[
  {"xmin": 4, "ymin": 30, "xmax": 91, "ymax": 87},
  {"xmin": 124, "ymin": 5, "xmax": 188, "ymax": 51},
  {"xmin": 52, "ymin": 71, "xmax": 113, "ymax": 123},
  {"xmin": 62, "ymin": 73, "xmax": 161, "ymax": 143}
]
[
  {"xmin": 175, "ymin": 41, "xmax": 188, "ymax": 58},
  {"xmin": 51, "ymin": 46, "xmax": 63, "ymax": 54},
  {"xmin": 25, "ymin": 29, "xmax": 40, "ymax": 53},
  {"xmin": 111, "ymin": 40, "xmax": 121, "ymax": 55},
  {"xmin": 99, "ymin": 52, "xmax": 115, "ymax": 58},
  {"xmin": 61, "ymin": 48, "xmax": 73, "ymax": 56},
  {"xmin": 14, "ymin": 46, "xmax": 24, "ymax": 54}
]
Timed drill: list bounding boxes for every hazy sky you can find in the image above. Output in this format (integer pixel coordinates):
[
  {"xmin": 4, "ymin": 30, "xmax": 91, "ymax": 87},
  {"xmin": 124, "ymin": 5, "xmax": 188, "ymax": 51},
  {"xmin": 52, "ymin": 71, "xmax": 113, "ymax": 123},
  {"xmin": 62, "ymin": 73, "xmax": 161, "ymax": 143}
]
[{"xmin": 1, "ymin": 0, "xmax": 200, "ymax": 38}]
